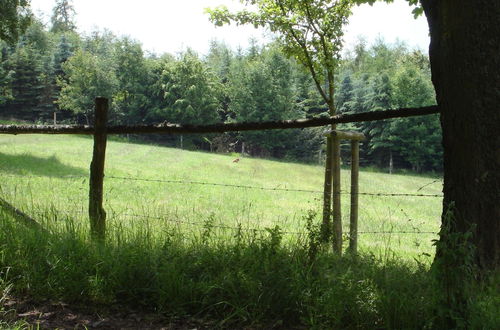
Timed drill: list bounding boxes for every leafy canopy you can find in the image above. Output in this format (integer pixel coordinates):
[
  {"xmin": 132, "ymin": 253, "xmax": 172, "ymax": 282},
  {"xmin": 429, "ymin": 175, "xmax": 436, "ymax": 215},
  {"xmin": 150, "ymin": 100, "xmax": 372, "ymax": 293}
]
[
  {"xmin": 0, "ymin": 0, "xmax": 32, "ymax": 44},
  {"xmin": 352, "ymin": 0, "xmax": 423, "ymax": 18},
  {"xmin": 207, "ymin": 0, "xmax": 353, "ymax": 112}
]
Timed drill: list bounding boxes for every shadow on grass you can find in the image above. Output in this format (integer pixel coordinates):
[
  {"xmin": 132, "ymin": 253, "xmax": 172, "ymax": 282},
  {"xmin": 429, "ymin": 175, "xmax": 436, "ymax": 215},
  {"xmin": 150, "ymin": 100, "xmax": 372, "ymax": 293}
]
[
  {"xmin": 0, "ymin": 210, "xmax": 497, "ymax": 330},
  {"xmin": 0, "ymin": 153, "xmax": 86, "ymax": 178}
]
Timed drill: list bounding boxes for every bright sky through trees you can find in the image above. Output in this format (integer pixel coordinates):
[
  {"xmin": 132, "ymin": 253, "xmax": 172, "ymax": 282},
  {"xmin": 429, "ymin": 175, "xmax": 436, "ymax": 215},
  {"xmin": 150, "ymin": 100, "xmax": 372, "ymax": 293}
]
[{"xmin": 30, "ymin": 0, "xmax": 429, "ymax": 55}]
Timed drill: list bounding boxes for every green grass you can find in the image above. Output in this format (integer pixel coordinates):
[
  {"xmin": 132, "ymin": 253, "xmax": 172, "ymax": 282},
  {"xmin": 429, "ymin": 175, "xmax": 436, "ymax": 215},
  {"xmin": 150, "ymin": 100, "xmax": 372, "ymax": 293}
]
[
  {"xmin": 0, "ymin": 134, "xmax": 442, "ymax": 259},
  {"xmin": 0, "ymin": 134, "xmax": 498, "ymax": 329}
]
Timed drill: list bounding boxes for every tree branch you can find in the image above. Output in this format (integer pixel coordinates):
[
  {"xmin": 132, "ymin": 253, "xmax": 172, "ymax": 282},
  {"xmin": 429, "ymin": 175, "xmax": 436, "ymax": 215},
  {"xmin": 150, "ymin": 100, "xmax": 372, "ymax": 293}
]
[{"xmin": 275, "ymin": 0, "xmax": 330, "ymax": 105}]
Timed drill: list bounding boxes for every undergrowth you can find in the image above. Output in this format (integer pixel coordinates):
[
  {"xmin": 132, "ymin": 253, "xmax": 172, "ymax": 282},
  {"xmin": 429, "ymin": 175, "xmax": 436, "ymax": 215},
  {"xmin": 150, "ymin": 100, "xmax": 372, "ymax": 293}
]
[{"xmin": 0, "ymin": 209, "xmax": 497, "ymax": 329}]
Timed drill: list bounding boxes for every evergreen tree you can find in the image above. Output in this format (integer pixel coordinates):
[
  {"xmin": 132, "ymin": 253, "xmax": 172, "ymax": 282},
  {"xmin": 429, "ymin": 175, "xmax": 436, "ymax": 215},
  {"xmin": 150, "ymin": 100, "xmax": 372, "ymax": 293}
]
[
  {"xmin": 157, "ymin": 50, "xmax": 221, "ymax": 126},
  {"xmin": 50, "ymin": 0, "xmax": 77, "ymax": 34},
  {"xmin": 0, "ymin": 43, "xmax": 13, "ymax": 105},
  {"xmin": 389, "ymin": 64, "xmax": 439, "ymax": 172},
  {"xmin": 336, "ymin": 73, "xmax": 355, "ymax": 113},
  {"xmin": 2, "ymin": 44, "xmax": 44, "ymax": 119},
  {"xmin": 363, "ymin": 73, "xmax": 394, "ymax": 168},
  {"xmin": 229, "ymin": 47, "xmax": 300, "ymax": 157},
  {"xmin": 112, "ymin": 37, "xmax": 149, "ymax": 124},
  {"xmin": 205, "ymin": 40, "xmax": 233, "ymax": 121},
  {"xmin": 142, "ymin": 54, "xmax": 174, "ymax": 125},
  {"xmin": 53, "ymin": 34, "xmax": 73, "ymax": 78}
]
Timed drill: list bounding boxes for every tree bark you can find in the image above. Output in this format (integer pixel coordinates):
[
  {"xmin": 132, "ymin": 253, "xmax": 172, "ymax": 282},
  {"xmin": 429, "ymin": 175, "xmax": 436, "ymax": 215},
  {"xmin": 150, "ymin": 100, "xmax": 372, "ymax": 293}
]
[{"xmin": 421, "ymin": 0, "xmax": 500, "ymax": 272}]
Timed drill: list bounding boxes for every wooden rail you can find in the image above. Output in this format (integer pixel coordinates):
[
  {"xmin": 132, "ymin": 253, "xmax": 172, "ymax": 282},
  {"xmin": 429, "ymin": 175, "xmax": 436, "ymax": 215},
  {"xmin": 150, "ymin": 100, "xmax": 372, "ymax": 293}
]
[{"xmin": 0, "ymin": 106, "xmax": 439, "ymax": 135}]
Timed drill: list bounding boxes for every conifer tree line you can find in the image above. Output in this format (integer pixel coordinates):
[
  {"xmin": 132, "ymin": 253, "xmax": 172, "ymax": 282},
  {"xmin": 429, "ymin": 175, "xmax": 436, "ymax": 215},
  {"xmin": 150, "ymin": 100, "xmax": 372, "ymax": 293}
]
[{"xmin": 0, "ymin": 0, "xmax": 441, "ymax": 172}]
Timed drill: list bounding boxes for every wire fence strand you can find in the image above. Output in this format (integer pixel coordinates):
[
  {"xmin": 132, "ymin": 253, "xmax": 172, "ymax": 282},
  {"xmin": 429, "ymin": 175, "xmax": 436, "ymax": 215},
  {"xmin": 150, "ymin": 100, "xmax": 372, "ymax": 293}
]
[
  {"xmin": 0, "ymin": 173, "xmax": 443, "ymax": 198},
  {"xmin": 1, "ymin": 171, "xmax": 441, "ymax": 237},
  {"xmin": 56, "ymin": 209, "xmax": 437, "ymax": 236}
]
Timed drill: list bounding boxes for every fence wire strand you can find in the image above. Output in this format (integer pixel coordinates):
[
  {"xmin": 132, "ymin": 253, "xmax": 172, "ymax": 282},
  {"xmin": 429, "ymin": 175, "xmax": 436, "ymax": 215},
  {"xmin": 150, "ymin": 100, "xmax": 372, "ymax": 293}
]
[
  {"xmin": 1, "ymin": 172, "xmax": 441, "ymax": 236},
  {"xmin": 0, "ymin": 173, "xmax": 443, "ymax": 198}
]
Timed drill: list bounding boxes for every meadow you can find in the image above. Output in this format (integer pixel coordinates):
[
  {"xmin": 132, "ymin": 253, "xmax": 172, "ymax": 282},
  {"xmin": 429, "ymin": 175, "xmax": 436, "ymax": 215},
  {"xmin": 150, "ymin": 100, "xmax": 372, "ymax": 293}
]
[
  {"xmin": 0, "ymin": 134, "xmax": 442, "ymax": 258},
  {"xmin": 3, "ymin": 134, "xmax": 496, "ymax": 329}
]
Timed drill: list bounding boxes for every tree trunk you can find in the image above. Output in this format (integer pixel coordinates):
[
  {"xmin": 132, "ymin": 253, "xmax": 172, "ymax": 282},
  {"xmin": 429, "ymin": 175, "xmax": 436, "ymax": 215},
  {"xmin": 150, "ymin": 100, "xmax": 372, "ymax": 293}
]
[
  {"xmin": 421, "ymin": 2, "xmax": 499, "ymax": 325},
  {"xmin": 422, "ymin": 0, "xmax": 500, "ymax": 273}
]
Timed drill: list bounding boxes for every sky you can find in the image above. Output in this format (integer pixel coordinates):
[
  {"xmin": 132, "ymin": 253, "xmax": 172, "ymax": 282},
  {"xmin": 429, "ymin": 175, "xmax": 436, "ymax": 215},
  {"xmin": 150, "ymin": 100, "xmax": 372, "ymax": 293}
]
[{"xmin": 30, "ymin": 0, "xmax": 430, "ymax": 55}]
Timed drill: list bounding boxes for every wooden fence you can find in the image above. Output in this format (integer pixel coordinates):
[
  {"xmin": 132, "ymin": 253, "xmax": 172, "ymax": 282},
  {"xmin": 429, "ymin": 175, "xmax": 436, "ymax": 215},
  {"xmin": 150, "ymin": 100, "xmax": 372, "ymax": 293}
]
[{"xmin": 0, "ymin": 98, "xmax": 439, "ymax": 253}]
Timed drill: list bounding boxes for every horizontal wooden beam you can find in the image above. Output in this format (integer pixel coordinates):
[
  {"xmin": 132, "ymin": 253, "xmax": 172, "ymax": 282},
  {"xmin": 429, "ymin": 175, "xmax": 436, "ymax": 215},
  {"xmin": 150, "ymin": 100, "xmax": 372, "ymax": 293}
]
[
  {"xmin": 324, "ymin": 130, "xmax": 365, "ymax": 141},
  {"xmin": 0, "ymin": 106, "xmax": 439, "ymax": 135}
]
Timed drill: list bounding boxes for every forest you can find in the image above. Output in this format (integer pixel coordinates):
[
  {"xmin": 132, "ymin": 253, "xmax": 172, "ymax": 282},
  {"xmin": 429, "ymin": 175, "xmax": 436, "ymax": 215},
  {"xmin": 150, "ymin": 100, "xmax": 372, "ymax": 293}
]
[{"xmin": 0, "ymin": 1, "xmax": 441, "ymax": 172}]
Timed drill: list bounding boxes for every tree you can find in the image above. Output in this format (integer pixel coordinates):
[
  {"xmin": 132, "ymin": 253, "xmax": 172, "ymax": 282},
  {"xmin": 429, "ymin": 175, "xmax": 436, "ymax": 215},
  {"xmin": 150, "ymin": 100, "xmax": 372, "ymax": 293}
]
[
  {"xmin": 112, "ymin": 37, "xmax": 148, "ymax": 124},
  {"xmin": 0, "ymin": 0, "xmax": 31, "ymax": 44},
  {"xmin": 156, "ymin": 50, "xmax": 221, "ymax": 126},
  {"xmin": 57, "ymin": 49, "xmax": 117, "ymax": 123},
  {"xmin": 0, "ymin": 43, "xmax": 13, "ymax": 105},
  {"xmin": 419, "ymin": 0, "xmax": 499, "ymax": 270},
  {"xmin": 53, "ymin": 34, "xmax": 74, "ymax": 79},
  {"xmin": 354, "ymin": 0, "xmax": 499, "ymax": 271},
  {"xmin": 228, "ymin": 45, "xmax": 300, "ymax": 157},
  {"xmin": 206, "ymin": 40, "xmax": 233, "ymax": 121},
  {"xmin": 50, "ymin": 0, "xmax": 77, "ymax": 34},
  {"xmin": 352, "ymin": 0, "xmax": 498, "ymax": 325},
  {"xmin": 208, "ymin": 0, "xmax": 353, "ymax": 250},
  {"xmin": 2, "ymin": 44, "xmax": 44, "ymax": 119}
]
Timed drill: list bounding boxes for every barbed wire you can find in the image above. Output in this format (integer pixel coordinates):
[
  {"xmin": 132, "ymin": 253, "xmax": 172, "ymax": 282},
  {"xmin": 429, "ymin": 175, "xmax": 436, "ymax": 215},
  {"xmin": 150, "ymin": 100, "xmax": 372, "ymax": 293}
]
[
  {"xmin": 112, "ymin": 213, "xmax": 439, "ymax": 235},
  {"xmin": 0, "ymin": 173, "xmax": 444, "ymax": 197},
  {"xmin": 105, "ymin": 175, "xmax": 324, "ymax": 194},
  {"xmin": 62, "ymin": 209, "xmax": 438, "ymax": 236},
  {"xmin": 0, "ymin": 197, "xmax": 439, "ymax": 236},
  {"xmin": 104, "ymin": 175, "xmax": 443, "ymax": 197}
]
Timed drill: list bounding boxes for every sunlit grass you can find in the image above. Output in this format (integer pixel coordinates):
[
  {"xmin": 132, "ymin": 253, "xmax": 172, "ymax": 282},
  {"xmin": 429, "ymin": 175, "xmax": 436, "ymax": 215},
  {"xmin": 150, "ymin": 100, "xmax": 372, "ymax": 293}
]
[
  {"xmin": 1, "ymin": 135, "xmax": 498, "ymax": 329},
  {"xmin": 0, "ymin": 134, "xmax": 442, "ymax": 259}
]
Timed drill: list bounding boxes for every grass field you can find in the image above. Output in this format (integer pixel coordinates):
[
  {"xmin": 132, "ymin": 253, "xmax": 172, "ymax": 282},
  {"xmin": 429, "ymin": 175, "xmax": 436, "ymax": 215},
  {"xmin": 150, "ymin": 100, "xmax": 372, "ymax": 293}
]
[
  {"xmin": 1, "ymin": 134, "xmax": 499, "ymax": 329},
  {"xmin": 0, "ymin": 133, "xmax": 442, "ymax": 258}
]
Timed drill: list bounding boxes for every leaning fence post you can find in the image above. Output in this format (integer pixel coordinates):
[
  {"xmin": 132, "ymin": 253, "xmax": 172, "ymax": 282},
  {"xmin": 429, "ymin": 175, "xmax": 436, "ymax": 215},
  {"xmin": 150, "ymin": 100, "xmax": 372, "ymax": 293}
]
[
  {"xmin": 89, "ymin": 97, "xmax": 108, "ymax": 240},
  {"xmin": 349, "ymin": 140, "xmax": 360, "ymax": 254},
  {"xmin": 332, "ymin": 135, "xmax": 342, "ymax": 255}
]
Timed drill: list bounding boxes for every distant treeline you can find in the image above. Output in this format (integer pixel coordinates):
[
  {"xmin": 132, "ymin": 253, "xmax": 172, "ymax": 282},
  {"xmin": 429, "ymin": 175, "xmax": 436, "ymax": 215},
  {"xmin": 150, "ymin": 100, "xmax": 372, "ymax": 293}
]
[{"xmin": 0, "ymin": 10, "xmax": 441, "ymax": 172}]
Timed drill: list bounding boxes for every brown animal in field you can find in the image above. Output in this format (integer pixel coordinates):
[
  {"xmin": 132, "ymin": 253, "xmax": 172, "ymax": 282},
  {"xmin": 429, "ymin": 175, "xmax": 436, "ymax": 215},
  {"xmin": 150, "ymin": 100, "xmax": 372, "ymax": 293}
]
[{"xmin": 233, "ymin": 158, "xmax": 240, "ymax": 163}]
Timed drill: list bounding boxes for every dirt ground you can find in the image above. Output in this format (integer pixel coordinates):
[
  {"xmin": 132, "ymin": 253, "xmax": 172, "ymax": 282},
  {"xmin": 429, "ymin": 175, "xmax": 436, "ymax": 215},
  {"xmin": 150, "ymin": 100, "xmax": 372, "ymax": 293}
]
[{"xmin": 1, "ymin": 295, "xmax": 213, "ymax": 329}]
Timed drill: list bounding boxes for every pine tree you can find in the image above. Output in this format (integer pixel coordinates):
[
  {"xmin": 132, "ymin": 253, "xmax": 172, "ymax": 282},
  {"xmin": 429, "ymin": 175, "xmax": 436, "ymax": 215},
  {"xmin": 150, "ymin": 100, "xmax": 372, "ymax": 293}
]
[
  {"xmin": 53, "ymin": 34, "xmax": 73, "ymax": 79},
  {"xmin": 0, "ymin": 43, "xmax": 13, "ymax": 105},
  {"xmin": 3, "ymin": 44, "xmax": 44, "ymax": 119},
  {"xmin": 50, "ymin": 0, "xmax": 77, "ymax": 34},
  {"xmin": 159, "ymin": 50, "xmax": 221, "ymax": 126},
  {"xmin": 113, "ymin": 37, "xmax": 148, "ymax": 124}
]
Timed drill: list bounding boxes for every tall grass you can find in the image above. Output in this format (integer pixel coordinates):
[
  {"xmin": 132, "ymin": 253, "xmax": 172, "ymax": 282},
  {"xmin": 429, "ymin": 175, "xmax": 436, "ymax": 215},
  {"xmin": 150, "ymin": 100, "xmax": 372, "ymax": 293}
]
[
  {"xmin": 1, "ymin": 208, "xmax": 498, "ymax": 328},
  {"xmin": 1, "ymin": 135, "xmax": 497, "ymax": 328},
  {"xmin": 0, "ymin": 206, "xmax": 432, "ymax": 328}
]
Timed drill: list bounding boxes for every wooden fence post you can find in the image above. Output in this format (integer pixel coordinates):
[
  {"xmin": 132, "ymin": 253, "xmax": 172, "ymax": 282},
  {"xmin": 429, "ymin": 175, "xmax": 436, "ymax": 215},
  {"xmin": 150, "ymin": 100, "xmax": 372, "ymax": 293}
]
[
  {"xmin": 349, "ymin": 140, "xmax": 360, "ymax": 254},
  {"xmin": 332, "ymin": 135, "xmax": 342, "ymax": 255},
  {"xmin": 321, "ymin": 136, "xmax": 333, "ymax": 242},
  {"xmin": 89, "ymin": 97, "xmax": 108, "ymax": 240}
]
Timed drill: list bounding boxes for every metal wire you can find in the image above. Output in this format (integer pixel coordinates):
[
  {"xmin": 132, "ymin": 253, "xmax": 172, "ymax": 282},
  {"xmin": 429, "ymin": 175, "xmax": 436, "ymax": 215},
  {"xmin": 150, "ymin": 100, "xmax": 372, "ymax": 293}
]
[{"xmin": 0, "ymin": 173, "xmax": 443, "ymax": 197}]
